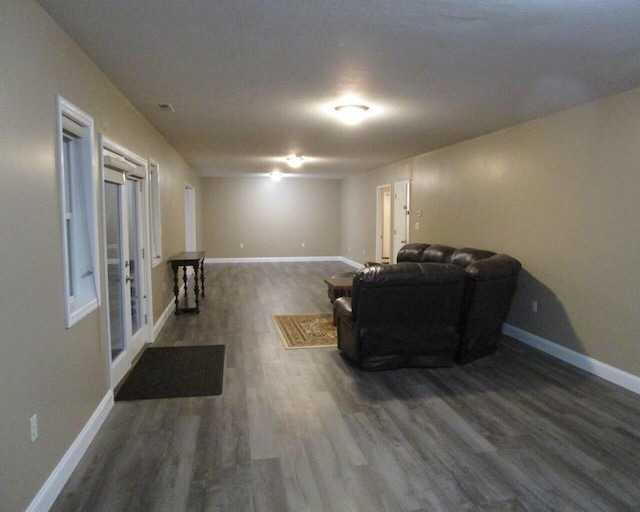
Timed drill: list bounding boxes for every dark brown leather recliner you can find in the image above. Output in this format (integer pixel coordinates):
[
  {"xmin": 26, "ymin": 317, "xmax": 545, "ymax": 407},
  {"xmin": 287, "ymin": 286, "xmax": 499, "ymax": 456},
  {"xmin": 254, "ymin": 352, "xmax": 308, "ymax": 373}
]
[
  {"xmin": 396, "ymin": 243, "xmax": 522, "ymax": 364},
  {"xmin": 333, "ymin": 262, "xmax": 466, "ymax": 370}
]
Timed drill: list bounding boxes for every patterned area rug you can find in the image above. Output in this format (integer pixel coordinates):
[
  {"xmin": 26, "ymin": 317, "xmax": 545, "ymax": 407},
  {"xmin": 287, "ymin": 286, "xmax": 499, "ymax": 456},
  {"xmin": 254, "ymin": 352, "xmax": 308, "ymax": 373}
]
[{"xmin": 273, "ymin": 314, "xmax": 337, "ymax": 349}]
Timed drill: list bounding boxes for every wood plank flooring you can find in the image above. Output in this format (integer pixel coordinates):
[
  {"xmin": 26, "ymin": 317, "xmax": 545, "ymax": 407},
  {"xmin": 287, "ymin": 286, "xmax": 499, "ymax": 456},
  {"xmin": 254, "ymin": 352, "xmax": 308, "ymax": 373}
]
[{"xmin": 52, "ymin": 262, "xmax": 640, "ymax": 511}]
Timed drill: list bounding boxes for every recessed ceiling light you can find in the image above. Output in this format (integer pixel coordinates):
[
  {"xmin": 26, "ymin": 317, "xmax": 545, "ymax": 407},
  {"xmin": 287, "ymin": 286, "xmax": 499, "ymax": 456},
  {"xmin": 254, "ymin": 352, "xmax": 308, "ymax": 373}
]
[
  {"xmin": 286, "ymin": 155, "xmax": 304, "ymax": 168},
  {"xmin": 334, "ymin": 104, "xmax": 369, "ymax": 125},
  {"xmin": 269, "ymin": 171, "xmax": 283, "ymax": 182}
]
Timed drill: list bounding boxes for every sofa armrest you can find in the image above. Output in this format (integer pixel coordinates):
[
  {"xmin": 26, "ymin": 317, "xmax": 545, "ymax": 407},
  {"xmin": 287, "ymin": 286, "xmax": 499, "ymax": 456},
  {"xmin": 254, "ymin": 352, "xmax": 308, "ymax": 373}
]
[
  {"xmin": 466, "ymin": 254, "xmax": 521, "ymax": 281},
  {"xmin": 334, "ymin": 296, "xmax": 353, "ymax": 319}
]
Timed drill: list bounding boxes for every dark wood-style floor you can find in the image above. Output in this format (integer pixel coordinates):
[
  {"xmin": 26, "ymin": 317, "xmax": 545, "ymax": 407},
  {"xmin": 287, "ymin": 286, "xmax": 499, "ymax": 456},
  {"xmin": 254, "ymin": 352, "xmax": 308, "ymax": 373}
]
[{"xmin": 53, "ymin": 262, "xmax": 640, "ymax": 512}]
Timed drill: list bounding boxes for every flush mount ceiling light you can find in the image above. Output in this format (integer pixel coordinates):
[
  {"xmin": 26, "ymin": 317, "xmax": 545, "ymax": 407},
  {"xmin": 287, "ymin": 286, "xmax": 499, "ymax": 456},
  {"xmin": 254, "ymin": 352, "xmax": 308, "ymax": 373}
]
[
  {"xmin": 269, "ymin": 171, "xmax": 283, "ymax": 182},
  {"xmin": 286, "ymin": 154, "xmax": 304, "ymax": 168},
  {"xmin": 334, "ymin": 104, "xmax": 370, "ymax": 125}
]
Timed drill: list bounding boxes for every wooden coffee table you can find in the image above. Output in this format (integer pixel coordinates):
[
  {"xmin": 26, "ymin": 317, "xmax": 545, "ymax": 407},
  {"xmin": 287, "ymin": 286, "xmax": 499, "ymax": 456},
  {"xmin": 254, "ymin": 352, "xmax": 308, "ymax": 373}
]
[{"xmin": 324, "ymin": 273, "xmax": 354, "ymax": 325}]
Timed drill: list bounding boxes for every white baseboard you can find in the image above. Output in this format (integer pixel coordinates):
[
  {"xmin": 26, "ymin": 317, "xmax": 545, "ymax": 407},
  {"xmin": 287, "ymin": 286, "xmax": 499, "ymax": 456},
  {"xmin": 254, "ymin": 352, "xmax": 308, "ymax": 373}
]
[
  {"xmin": 152, "ymin": 286, "xmax": 185, "ymax": 342},
  {"xmin": 27, "ymin": 391, "xmax": 114, "ymax": 512},
  {"xmin": 502, "ymin": 323, "xmax": 640, "ymax": 395},
  {"xmin": 338, "ymin": 256, "xmax": 364, "ymax": 269}
]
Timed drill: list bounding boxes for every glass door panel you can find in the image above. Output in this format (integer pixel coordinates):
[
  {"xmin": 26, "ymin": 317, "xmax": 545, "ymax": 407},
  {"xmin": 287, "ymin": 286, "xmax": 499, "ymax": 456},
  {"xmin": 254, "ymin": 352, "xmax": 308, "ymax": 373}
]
[
  {"xmin": 105, "ymin": 181, "xmax": 125, "ymax": 361},
  {"xmin": 126, "ymin": 179, "xmax": 142, "ymax": 336}
]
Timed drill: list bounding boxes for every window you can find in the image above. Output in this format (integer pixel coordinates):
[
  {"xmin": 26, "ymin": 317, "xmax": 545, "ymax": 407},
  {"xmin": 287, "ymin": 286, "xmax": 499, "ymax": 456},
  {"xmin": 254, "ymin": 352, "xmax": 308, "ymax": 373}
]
[
  {"xmin": 149, "ymin": 160, "xmax": 162, "ymax": 265},
  {"xmin": 56, "ymin": 96, "xmax": 100, "ymax": 327}
]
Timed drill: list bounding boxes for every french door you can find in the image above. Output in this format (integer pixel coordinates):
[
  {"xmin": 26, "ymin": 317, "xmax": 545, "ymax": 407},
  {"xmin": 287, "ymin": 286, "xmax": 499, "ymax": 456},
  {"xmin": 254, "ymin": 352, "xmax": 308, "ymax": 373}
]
[{"xmin": 104, "ymin": 169, "xmax": 147, "ymax": 387}]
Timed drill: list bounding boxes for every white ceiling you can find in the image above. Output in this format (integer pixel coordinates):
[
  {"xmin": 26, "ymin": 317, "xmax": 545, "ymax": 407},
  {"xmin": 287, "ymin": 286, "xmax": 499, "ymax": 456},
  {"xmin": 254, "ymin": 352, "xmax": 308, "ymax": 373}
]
[{"xmin": 38, "ymin": 0, "xmax": 640, "ymax": 179}]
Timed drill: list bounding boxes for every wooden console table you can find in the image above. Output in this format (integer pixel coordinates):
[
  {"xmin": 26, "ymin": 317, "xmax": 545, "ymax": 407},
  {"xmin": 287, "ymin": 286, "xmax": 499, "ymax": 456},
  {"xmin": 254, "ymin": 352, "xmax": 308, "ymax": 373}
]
[
  {"xmin": 169, "ymin": 251, "xmax": 206, "ymax": 314},
  {"xmin": 324, "ymin": 273, "xmax": 354, "ymax": 325}
]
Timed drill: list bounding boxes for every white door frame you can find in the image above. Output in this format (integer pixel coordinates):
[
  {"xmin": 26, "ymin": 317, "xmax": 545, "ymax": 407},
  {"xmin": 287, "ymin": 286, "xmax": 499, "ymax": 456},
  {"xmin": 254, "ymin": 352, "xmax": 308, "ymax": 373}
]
[
  {"xmin": 375, "ymin": 183, "xmax": 392, "ymax": 263},
  {"xmin": 100, "ymin": 135, "xmax": 151, "ymax": 389},
  {"xmin": 392, "ymin": 180, "xmax": 410, "ymax": 263}
]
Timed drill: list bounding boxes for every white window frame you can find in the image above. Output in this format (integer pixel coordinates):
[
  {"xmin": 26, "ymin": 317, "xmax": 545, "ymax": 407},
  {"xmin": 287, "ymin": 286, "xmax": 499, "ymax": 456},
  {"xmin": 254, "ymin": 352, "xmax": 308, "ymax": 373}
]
[
  {"xmin": 56, "ymin": 96, "xmax": 101, "ymax": 327},
  {"xmin": 148, "ymin": 159, "xmax": 162, "ymax": 266}
]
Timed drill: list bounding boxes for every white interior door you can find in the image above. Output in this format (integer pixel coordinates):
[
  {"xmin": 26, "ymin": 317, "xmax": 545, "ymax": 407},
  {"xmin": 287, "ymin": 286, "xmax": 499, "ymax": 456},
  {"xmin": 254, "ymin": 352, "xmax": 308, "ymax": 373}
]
[
  {"xmin": 376, "ymin": 184, "xmax": 392, "ymax": 263},
  {"xmin": 393, "ymin": 180, "xmax": 410, "ymax": 263},
  {"xmin": 184, "ymin": 184, "xmax": 196, "ymax": 252}
]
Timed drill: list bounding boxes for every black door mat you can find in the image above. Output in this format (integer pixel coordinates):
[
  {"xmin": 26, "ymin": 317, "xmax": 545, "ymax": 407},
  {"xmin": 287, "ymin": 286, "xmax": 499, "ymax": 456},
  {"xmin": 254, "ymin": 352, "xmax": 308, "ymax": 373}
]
[{"xmin": 115, "ymin": 345, "xmax": 225, "ymax": 401}]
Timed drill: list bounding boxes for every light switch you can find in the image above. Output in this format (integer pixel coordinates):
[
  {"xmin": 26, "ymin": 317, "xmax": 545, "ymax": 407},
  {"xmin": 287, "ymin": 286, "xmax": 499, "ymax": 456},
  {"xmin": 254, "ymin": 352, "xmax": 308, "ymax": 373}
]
[{"xmin": 415, "ymin": 222, "xmax": 420, "ymax": 230}]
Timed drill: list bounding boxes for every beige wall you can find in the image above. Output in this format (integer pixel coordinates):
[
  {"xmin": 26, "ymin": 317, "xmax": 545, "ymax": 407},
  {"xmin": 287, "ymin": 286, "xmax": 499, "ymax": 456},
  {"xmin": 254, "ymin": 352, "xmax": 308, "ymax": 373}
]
[
  {"xmin": 341, "ymin": 161, "xmax": 411, "ymax": 263},
  {"xmin": 201, "ymin": 177, "xmax": 341, "ymax": 258},
  {"xmin": 0, "ymin": 2, "xmax": 200, "ymax": 510},
  {"xmin": 342, "ymin": 87, "xmax": 640, "ymax": 378}
]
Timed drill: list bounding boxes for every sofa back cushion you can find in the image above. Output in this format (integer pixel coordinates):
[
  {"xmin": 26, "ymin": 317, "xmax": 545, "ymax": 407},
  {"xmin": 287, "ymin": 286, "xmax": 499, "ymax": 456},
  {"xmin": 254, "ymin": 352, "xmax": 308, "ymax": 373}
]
[
  {"xmin": 396, "ymin": 243, "xmax": 430, "ymax": 263},
  {"xmin": 351, "ymin": 263, "xmax": 467, "ymax": 367},
  {"xmin": 450, "ymin": 247, "xmax": 497, "ymax": 268},
  {"xmin": 351, "ymin": 262, "xmax": 464, "ymax": 317},
  {"xmin": 420, "ymin": 244, "xmax": 456, "ymax": 263}
]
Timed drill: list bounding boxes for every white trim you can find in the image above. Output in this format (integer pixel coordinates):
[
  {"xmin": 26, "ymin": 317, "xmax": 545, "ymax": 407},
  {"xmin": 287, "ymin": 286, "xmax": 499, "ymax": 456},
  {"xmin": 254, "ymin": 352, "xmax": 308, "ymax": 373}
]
[
  {"xmin": 56, "ymin": 96, "xmax": 101, "ymax": 328},
  {"xmin": 152, "ymin": 285, "xmax": 186, "ymax": 342},
  {"xmin": 100, "ymin": 136, "xmax": 150, "ymax": 390},
  {"xmin": 148, "ymin": 159, "xmax": 163, "ymax": 267},
  {"xmin": 26, "ymin": 391, "xmax": 114, "ymax": 512},
  {"xmin": 205, "ymin": 256, "xmax": 363, "ymax": 269},
  {"xmin": 338, "ymin": 256, "xmax": 363, "ymax": 269},
  {"xmin": 101, "ymin": 139, "xmax": 147, "ymax": 172},
  {"xmin": 503, "ymin": 323, "xmax": 640, "ymax": 395}
]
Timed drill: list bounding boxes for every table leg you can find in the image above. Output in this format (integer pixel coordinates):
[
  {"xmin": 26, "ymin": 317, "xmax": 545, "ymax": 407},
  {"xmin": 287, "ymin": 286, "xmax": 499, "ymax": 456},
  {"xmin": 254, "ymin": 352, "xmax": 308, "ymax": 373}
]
[
  {"xmin": 200, "ymin": 259, "xmax": 205, "ymax": 297},
  {"xmin": 172, "ymin": 265, "xmax": 179, "ymax": 315},
  {"xmin": 182, "ymin": 265, "xmax": 189, "ymax": 308},
  {"xmin": 194, "ymin": 265, "xmax": 200, "ymax": 313}
]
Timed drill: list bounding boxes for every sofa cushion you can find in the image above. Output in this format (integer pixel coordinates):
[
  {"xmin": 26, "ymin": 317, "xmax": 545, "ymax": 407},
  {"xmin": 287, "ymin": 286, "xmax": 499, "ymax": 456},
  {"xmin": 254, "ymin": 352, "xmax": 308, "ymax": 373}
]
[
  {"xmin": 420, "ymin": 244, "xmax": 456, "ymax": 263},
  {"xmin": 351, "ymin": 262, "xmax": 465, "ymax": 318},
  {"xmin": 466, "ymin": 254, "xmax": 522, "ymax": 281},
  {"xmin": 450, "ymin": 247, "xmax": 497, "ymax": 268},
  {"xmin": 396, "ymin": 243, "xmax": 430, "ymax": 262}
]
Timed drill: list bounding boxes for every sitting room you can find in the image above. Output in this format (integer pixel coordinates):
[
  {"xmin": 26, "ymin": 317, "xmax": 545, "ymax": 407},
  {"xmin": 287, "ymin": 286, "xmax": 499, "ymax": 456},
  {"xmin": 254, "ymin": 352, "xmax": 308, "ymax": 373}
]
[{"xmin": 2, "ymin": 1, "xmax": 640, "ymax": 511}]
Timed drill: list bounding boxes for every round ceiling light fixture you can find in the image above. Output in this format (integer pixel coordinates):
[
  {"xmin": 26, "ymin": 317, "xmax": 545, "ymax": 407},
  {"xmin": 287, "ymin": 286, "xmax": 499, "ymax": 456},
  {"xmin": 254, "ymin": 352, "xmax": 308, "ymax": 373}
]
[
  {"xmin": 269, "ymin": 170, "xmax": 283, "ymax": 182},
  {"xmin": 286, "ymin": 154, "xmax": 304, "ymax": 168},
  {"xmin": 334, "ymin": 104, "xmax": 370, "ymax": 125}
]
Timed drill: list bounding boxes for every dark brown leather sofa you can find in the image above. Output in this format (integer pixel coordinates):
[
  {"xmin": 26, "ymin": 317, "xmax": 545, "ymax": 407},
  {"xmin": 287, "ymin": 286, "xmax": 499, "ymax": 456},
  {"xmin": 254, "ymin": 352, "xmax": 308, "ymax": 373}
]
[
  {"xmin": 333, "ymin": 262, "xmax": 467, "ymax": 370},
  {"xmin": 334, "ymin": 243, "xmax": 521, "ymax": 369}
]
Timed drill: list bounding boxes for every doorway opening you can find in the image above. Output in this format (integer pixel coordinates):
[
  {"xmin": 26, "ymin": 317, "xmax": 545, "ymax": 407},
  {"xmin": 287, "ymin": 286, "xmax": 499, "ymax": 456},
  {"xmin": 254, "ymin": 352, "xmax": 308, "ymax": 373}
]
[
  {"xmin": 375, "ymin": 184, "xmax": 392, "ymax": 264},
  {"xmin": 392, "ymin": 180, "xmax": 410, "ymax": 263},
  {"xmin": 184, "ymin": 183, "xmax": 196, "ymax": 252}
]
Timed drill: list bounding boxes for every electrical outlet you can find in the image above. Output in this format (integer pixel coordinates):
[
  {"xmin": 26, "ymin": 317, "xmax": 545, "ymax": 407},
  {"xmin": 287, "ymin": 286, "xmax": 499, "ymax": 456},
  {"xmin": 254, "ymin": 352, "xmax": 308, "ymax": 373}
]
[
  {"xmin": 240, "ymin": 243, "xmax": 244, "ymax": 249},
  {"xmin": 163, "ymin": 282, "xmax": 166, "ymax": 292},
  {"xmin": 30, "ymin": 414, "xmax": 38, "ymax": 442},
  {"xmin": 415, "ymin": 222, "xmax": 420, "ymax": 230},
  {"xmin": 532, "ymin": 301, "xmax": 538, "ymax": 313}
]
